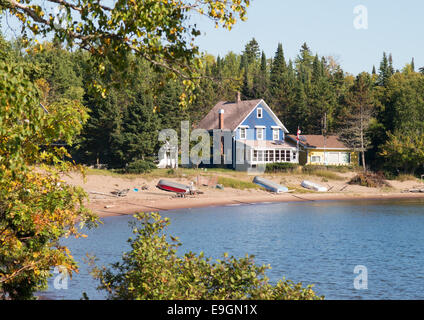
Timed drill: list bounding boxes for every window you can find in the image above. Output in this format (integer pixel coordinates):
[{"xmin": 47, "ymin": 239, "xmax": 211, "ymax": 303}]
[
  {"xmin": 272, "ymin": 128, "xmax": 279, "ymax": 140},
  {"xmin": 326, "ymin": 152, "xmax": 339, "ymax": 163},
  {"xmin": 257, "ymin": 150, "xmax": 264, "ymax": 162},
  {"xmin": 285, "ymin": 150, "xmax": 291, "ymax": 162},
  {"xmin": 275, "ymin": 150, "xmax": 280, "ymax": 161},
  {"xmin": 240, "ymin": 127, "xmax": 246, "ymax": 139},
  {"xmin": 340, "ymin": 152, "xmax": 351, "ymax": 164},
  {"xmin": 256, "ymin": 128, "xmax": 264, "ymax": 140},
  {"xmin": 252, "ymin": 150, "xmax": 258, "ymax": 161},
  {"xmin": 257, "ymin": 108, "xmax": 263, "ymax": 118},
  {"xmin": 264, "ymin": 150, "xmax": 269, "ymax": 162},
  {"xmin": 269, "ymin": 150, "xmax": 275, "ymax": 162},
  {"xmin": 311, "ymin": 155, "xmax": 321, "ymax": 163}
]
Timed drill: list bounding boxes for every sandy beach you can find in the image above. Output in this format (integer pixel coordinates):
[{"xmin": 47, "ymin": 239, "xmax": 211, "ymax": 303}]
[{"xmin": 60, "ymin": 169, "xmax": 424, "ymax": 217}]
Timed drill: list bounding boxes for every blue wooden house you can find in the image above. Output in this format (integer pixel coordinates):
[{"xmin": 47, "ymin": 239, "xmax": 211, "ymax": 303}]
[{"xmin": 196, "ymin": 93, "xmax": 298, "ymax": 170}]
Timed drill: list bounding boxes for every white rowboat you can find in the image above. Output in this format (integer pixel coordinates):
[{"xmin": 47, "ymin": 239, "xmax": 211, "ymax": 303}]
[{"xmin": 301, "ymin": 180, "xmax": 328, "ymax": 192}]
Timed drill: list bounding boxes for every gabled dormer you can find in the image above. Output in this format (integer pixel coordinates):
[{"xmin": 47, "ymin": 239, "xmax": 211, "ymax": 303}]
[{"xmin": 235, "ymin": 100, "xmax": 288, "ymax": 142}]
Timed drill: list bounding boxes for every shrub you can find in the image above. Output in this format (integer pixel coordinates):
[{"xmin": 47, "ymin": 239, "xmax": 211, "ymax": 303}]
[
  {"xmin": 92, "ymin": 212, "xmax": 323, "ymax": 300},
  {"xmin": 125, "ymin": 160, "xmax": 156, "ymax": 174},
  {"xmin": 348, "ymin": 172, "xmax": 389, "ymax": 188},
  {"xmin": 265, "ymin": 163, "xmax": 298, "ymax": 173}
]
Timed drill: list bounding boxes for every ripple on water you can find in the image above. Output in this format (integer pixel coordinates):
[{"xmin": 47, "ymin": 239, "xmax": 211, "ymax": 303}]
[{"xmin": 41, "ymin": 199, "xmax": 424, "ymax": 300}]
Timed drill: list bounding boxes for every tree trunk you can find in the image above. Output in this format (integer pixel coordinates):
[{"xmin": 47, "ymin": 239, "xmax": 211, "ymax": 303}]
[
  {"xmin": 360, "ymin": 106, "xmax": 366, "ymax": 172},
  {"xmin": 362, "ymin": 150, "xmax": 366, "ymax": 173}
]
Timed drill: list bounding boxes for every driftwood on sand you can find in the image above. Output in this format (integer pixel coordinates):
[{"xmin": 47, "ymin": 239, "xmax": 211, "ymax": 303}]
[{"xmin": 89, "ymin": 188, "xmax": 130, "ymax": 198}]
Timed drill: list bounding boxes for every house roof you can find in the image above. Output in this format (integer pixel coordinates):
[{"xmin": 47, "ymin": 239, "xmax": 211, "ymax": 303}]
[
  {"xmin": 287, "ymin": 135, "xmax": 351, "ymax": 150},
  {"xmin": 196, "ymin": 99, "xmax": 263, "ymax": 131}
]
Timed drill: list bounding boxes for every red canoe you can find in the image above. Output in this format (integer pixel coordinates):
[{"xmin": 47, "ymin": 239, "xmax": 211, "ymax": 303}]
[{"xmin": 156, "ymin": 179, "xmax": 191, "ymax": 194}]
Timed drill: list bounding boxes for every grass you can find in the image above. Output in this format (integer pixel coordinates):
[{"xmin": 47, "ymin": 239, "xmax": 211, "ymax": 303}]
[
  {"xmin": 395, "ymin": 174, "xmax": 418, "ymax": 182},
  {"xmin": 305, "ymin": 169, "xmax": 345, "ymax": 181},
  {"xmin": 217, "ymin": 176, "xmax": 260, "ymax": 190},
  {"xmin": 286, "ymin": 185, "xmax": 316, "ymax": 194},
  {"xmin": 85, "ymin": 167, "xmax": 198, "ymax": 180},
  {"xmin": 85, "ymin": 166, "xmax": 349, "ymax": 186}
]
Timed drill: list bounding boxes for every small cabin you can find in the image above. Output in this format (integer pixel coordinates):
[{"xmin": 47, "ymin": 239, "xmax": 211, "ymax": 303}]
[{"xmin": 286, "ymin": 135, "xmax": 358, "ymax": 166}]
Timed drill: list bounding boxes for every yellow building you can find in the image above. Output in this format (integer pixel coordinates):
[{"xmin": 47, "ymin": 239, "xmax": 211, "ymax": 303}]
[{"xmin": 287, "ymin": 135, "xmax": 359, "ymax": 166}]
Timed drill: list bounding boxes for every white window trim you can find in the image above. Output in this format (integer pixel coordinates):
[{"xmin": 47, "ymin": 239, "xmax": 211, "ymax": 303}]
[
  {"xmin": 272, "ymin": 128, "xmax": 279, "ymax": 140},
  {"xmin": 250, "ymin": 148, "xmax": 297, "ymax": 164},
  {"xmin": 257, "ymin": 107, "xmax": 263, "ymax": 119},
  {"xmin": 311, "ymin": 155, "xmax": 321, "ymax": 163},
  {"xmin": 240, "ymin": 127, "xmax": 247, "ymax": 140},
  {"xmin": 256, "ymin": 128, "xmax": 264, "ymax": 140}
]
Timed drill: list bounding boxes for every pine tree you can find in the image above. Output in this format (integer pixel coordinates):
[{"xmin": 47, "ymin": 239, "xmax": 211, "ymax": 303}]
[
  {"xmin": 113, "ymin": 92, "xmax": 161, "ymax": 166},
  {"xmin": 157, "ymin": 80, "xmax": 189, "ymax": 134},
  {"xmin": 297, "ymin": 42, "xmax": 314, "ymax": 67},
  {"xmin": 270, "ymin": 43, "xmax": 286, "ymax": 85},
  {"xmin": 312, "ymin": 54, "xmax": 322, "ymax": 83},
  {"xmin": 252, "ymin": 51, "xmax": 268, "ymax": 99},
  {"xmin": 76, "ymin": 90, "xmax": 122, "ymax": 166},
  {"xmin": 411, "ymin": 57, "xmax": 415, "ymax": 71},
  {"xmin": 286, "ymin": 78, "xmax": 308, "ymax": 132},
  {"xmin": 269, "ymin": 43, "xmax": 294, "ymax": 121},
  {"xmin": 377, "ymin": 52, "xmax": 393, "ymax": 86},
  {"xmin": 388, "ymin": 54, "xmax": 395, "ymax": 75},
  {"xmin": 241, "ymin": 62, "xmax": 252, "ymax": 99},
  {"xmin": 243, "ymin": 38, "xmax": 260, "ymax": 65}
]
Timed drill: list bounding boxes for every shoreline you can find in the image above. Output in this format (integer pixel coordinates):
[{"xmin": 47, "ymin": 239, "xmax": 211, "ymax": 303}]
[{"xmin": 89, "ymin": 192, "xmax": 424, "ymax": 217}]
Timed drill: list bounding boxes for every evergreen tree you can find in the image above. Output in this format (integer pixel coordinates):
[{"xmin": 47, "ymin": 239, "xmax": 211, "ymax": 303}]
[
  {"xmin": 241, "ymin": 62, "xmax": 252, "ymax": 99},
  {"xmin": 270, "ymin": 43, "xmax": 287, "ymax": 85},
  {"xmin": 76, "ymin": 90, "xmax": 122, "ymax": 166},
  {"xmin": 269, "ymin": 43, "xmax": 296, "ymax": 121},
  {"xmin": 157, "ymin": 80, "xmax": 189, "ymax": 134},
  {"xmin": 112, "ymin": 93, "xmax": 160, "ymax": 166},
  {"xmin": 252, "ymin": 51, "xmax": 269, "ymax": 99},
  {"xmin": 312, "ymin": 54, "xmax": 322, "ymax": 83},
  {"xmin": 243, "ymin": 38, "xmax": 260, "ymax": 65},
  {"xmin": 297, "ymin": 42, "xmax": 314, "ymax": 67},
  {"xmin": 388, "ymin": 54, "xmax": 395, "ymax": 75},
  {"xmin": 377, "ymin": 52, "xmax": 393, "ymax": 86}
]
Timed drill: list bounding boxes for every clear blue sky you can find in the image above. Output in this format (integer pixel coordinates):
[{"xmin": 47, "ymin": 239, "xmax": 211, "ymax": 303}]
[
  {"xmin": 2, "ymin": 1, "xmax": 422, "ymax": 75},
  {"xmin": 192, "ymin": 0, "xmax": 423, "ymax": 75}
]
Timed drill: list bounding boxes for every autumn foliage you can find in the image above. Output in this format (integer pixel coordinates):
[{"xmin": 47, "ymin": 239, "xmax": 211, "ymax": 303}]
[{"xmin": 0, "ymin": 62, "xmax": 97, "ymax": 299}]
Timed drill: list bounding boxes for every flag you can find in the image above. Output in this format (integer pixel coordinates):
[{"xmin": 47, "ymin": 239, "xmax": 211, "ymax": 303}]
[{"xmin": 296, "ymin": 127, "xmax": 301, "ymax": 142}]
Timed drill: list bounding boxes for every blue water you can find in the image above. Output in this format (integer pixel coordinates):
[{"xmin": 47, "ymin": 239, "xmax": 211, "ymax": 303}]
[{"xmin": 41, "ymin": 199, "xmax": 424, "ymax": 300}]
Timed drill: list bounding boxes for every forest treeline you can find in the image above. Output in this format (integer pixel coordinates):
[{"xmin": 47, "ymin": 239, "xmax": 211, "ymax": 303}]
[{"xmin": 2, "ymin": 35, "xmax": 424, "ymax": 175}]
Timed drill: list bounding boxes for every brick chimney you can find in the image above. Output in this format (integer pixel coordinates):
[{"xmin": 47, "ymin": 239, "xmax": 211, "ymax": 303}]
[
  {"xmin": 218, "ymin": 109, "xmax": 224, "ymax": 129},
  {"xmin": 236, "ymin": 91, "xmax": 241, "ymax": 103}
]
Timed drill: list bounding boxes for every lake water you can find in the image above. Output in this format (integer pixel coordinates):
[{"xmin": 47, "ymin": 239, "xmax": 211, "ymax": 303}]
[{"xmin": 42, "ymin": 199, "xmax": 424, "ymax": 300}]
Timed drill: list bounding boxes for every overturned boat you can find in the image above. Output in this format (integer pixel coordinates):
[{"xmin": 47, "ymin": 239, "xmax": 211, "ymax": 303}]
[
  {"xmin": 253, "ymin": 176, "xmax": 289, "ymax": 193},
  {"xmin": 156, "ymin": 179, "xmax": 191, "ymax": 194},
  {"xmin": 301, "ymin": 180, "xmax": 328, "ymax": 192}
]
